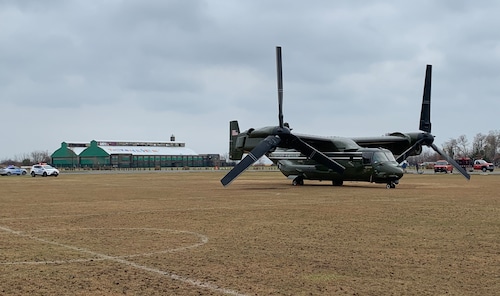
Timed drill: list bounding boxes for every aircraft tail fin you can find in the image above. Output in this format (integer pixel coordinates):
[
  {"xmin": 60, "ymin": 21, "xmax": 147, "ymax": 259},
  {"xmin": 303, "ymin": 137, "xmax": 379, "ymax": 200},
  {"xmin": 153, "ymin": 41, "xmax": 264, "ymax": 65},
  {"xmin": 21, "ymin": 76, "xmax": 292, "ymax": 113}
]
[{"xmin": 229, "ymin": 120, "xmax": 243, "ymax": 160}]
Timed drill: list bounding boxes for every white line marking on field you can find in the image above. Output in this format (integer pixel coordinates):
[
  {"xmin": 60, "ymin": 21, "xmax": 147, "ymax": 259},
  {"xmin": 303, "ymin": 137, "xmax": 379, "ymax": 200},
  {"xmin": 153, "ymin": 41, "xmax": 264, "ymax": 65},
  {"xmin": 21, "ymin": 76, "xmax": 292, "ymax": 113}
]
[
  {"xmin": 0, "ymin": 225, "xmax": 247, "ymax": 296},
  {"xmin": 1, "ymin": 227, "xmax": 209, "ymax": 264},
  {"xmin": 33, "ymin": 227, "xmax": 209, "ymax": 258}
]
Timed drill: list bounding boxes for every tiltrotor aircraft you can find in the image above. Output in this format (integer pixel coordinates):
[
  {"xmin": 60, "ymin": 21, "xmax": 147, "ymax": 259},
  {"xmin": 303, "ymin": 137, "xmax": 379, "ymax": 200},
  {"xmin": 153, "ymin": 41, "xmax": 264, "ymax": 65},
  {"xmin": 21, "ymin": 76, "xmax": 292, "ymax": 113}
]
[{"xmin": 221, "ymin": 46, "xmax": 405, "ymax": 188}]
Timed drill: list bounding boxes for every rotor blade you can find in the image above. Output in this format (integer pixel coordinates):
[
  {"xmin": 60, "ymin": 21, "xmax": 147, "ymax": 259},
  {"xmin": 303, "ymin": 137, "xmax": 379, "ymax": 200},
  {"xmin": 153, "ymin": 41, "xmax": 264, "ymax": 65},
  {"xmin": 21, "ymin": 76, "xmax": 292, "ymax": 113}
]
[
  {"xmin": 395, "ymin": 139, "xmax": 425, "ymax": 163},
  {"xmin": 285, "ymin": 134, "xmax": 345, "ymax": 174},
  {"xmin": 419, "ymin": 64, "xmax": 432, "ymax": 133},
  {"xmin": 431, "ymin": 143, "xmax": 471, "ymax": 180},
  {"xmin": 221, "ymin": 135, "xmax": 281, "ymax": 186},
  {"xmin": 276, "ymin": 46, "xmax": 284, "ymax": 128}
]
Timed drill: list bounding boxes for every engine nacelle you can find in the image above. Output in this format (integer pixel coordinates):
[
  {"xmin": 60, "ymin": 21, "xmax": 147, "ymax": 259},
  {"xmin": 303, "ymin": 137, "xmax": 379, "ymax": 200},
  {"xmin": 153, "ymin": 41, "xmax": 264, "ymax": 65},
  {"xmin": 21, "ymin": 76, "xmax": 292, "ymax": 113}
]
[{"xmin": 413, "ymin": 144, "xmax": 422, "ymax": 156}]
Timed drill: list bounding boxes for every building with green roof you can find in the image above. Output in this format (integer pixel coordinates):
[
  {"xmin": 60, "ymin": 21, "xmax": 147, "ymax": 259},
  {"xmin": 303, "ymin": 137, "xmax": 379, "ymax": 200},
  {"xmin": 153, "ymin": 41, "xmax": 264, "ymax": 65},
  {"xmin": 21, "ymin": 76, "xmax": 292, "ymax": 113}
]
[
  {"xmin": 51, "ymin": 137, "xmax": 220, "ymax": 169},
  {"xmin": 51, "ymin": 142, "xmax": 78, "ymax": 167}
]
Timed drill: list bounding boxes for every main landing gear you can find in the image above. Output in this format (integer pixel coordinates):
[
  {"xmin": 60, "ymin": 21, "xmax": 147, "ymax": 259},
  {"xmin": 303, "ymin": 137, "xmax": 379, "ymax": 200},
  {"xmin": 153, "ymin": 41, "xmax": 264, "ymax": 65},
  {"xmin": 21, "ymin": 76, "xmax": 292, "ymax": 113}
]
[
  {"xmin": 292, "ymin": 176, "xmax": 304, "ymax": 186},
  {"xmin": 332, "ymin": 180, "xmax": 343, "ymax": 186},
  {"xmin": 292, "ymin": 177, "xmax": 397, "ymax": 188},
  {"xmin": 292, "ymin": 176, "xmax": 345, "ymax": 186}
]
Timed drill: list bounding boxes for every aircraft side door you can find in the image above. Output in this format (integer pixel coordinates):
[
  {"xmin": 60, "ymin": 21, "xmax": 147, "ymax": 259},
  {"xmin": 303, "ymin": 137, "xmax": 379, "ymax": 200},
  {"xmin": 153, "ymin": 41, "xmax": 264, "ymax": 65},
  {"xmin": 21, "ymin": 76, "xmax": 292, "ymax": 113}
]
[{"xmin": 361, "ymin": 151, "xmax": 375, "ymax": 179}]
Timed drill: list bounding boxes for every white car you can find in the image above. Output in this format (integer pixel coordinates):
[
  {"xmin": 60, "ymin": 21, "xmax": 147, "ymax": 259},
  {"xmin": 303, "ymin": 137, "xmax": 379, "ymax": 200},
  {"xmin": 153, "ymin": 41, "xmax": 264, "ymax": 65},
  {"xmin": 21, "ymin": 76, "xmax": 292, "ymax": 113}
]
[
  {"xmin": 30, "ymin": 164, "xmax": 59, "ymax": 177},
  {"xmin": 0, "ymin": 165, "xmax": 28, "ymax": 176}
]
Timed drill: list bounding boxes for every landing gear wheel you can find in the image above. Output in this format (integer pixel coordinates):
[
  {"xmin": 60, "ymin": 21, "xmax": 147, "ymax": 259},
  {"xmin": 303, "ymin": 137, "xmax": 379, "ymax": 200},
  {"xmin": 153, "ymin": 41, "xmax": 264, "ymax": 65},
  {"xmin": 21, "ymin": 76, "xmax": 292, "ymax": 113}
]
[
  {"xmin": 386, "ymin": 182, "xmax": 396, "ymax": 189},
  {"xmin": 332, "ymin": 180, "xmax": 343, "ymax": 186},
  {"xmin": 292, "ymin": 176, "xmax": 304, "ymax": 186}
]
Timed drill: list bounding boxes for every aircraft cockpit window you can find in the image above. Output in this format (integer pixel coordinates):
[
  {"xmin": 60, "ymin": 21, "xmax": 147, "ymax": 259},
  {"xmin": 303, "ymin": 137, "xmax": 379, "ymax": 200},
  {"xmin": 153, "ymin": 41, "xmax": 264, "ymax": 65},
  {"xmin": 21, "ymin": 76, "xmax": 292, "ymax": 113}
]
[
  {"xmin": 372, "ymin": 151, "xmax": 396, "ymax": 163},
  {"xmin": 372, "ymin": 152, "xmax": 385, "ymax": 163},
  {"xmin": 383, "ymin": 151, "xmax": 396, "ymax": 162},
  {"xmin": 362, "ymin": 152, "xmax": 373, "ymax": 164}
]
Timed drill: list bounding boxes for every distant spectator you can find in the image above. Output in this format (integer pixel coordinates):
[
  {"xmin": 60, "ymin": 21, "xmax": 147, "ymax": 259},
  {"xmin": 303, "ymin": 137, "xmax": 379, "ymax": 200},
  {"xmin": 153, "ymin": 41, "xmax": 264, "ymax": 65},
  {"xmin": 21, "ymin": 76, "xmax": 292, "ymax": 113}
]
[{"xmin": 400, "ymin": 160, "xmax": 408, "ymax": 172}]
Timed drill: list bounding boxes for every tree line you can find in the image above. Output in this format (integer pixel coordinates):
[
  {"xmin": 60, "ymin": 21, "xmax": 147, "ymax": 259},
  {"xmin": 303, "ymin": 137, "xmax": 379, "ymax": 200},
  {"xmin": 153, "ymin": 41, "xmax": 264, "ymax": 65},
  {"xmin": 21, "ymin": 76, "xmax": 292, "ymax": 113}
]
[
  {"xmin": 409, "ymin": 130, "xmax": 500, "ymax": 165},
  {"xmin": 0, "ymin": 150, "xmax": 51, "ymax": 166}
]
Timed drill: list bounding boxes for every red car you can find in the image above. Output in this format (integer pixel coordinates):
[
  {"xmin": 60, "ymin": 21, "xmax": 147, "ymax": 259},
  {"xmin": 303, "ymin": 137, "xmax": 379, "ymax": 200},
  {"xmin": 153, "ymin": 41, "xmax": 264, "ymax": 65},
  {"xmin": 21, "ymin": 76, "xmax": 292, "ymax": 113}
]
[{"xmin": 434, "ymin": 160, "xmax": 453, "ymax": 173}]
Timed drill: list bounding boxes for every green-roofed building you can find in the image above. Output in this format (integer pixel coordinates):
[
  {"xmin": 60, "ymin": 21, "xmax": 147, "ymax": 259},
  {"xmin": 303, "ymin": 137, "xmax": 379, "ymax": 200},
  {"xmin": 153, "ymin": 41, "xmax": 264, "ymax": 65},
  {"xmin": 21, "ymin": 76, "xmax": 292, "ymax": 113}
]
[
  {"xmin": 50, "ymin": 137, "xmax": 221, "ymax": 169},
  {"xmin": 51, "ymin": 142, "xmax": 78, "ymax": 168},
  {"xmin": 78, "ymin": 140, "xmax": 111, "ymax": 168}
]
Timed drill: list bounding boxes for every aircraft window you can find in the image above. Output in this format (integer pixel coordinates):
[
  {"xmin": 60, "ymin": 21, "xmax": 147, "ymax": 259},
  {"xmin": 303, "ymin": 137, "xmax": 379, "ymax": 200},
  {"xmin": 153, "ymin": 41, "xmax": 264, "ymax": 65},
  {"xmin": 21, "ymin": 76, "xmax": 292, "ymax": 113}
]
[
  {"xmin": 373, "ymin": 152, "xmax": 388, "ymax": 163},
  {"xmin": 372, "ymin": 151, "xmax": 396, "ymax": 163},
  {"xmin": 372, "ymin": 152, "xmax": 384, "ymax": 163},
  {"xmin": 383, "ymin": 151, "xmax": 396, "ymax": 162},
  {"xmin": 362, "ymin": 152, "xmax": 372, "ymax": 164}
]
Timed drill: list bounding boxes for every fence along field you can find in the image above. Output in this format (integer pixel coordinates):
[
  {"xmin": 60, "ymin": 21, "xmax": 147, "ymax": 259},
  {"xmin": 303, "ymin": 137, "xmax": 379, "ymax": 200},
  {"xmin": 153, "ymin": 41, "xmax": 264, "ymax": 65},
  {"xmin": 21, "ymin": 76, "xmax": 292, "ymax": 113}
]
[{"xmin": 0, "ymin": 171, "xmax": 499, "ymax": 295}]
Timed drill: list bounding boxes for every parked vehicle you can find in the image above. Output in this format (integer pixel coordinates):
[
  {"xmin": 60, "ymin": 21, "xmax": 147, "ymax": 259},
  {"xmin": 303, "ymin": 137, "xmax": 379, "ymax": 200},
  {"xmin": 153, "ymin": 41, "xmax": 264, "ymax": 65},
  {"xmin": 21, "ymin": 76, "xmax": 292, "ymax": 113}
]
[
  {"xmin": 473, "ymin": 159, "xmax": 494, "ymax": 172},
  {"xmin": 455, "ymin": 157, "xmax": 473, "ymax": 171},
  {"xmin": 30, "ymin": 164, "xmax": 59, "ymax": 177},
  {"xmin": 455, "ymin": 157, "xmax": 495, "ymax": 172},
  {"xmin": 0, "ymin": 165, "xmax": 28, "ymax": 176},
  {"xmin": 434, "ymin": 160, "xmax": 453, "ymax": 173}
]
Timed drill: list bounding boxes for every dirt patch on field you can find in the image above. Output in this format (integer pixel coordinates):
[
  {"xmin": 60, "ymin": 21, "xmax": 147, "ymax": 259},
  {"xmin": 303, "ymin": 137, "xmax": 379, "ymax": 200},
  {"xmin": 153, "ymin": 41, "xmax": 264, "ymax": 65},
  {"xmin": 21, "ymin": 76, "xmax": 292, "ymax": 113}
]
[{"xmin": 1, "ymin": 171, "xmax": 499, "ymax": 295}]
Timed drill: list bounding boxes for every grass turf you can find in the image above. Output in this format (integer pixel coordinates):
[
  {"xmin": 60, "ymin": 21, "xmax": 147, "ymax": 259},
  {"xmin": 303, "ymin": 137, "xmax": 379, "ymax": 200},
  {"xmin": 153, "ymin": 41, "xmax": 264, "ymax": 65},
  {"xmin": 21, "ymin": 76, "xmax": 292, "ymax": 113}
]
[{"xmin": 1, "ymin": 171, "xmax": 499, "ymax": 295}]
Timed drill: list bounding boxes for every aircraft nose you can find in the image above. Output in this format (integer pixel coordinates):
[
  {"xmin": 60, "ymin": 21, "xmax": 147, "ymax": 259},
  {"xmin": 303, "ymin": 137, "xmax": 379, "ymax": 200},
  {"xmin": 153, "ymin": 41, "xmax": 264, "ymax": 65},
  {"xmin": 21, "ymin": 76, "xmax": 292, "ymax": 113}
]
[
  {"xmin": 376, "ymin": 163, "xmax": 404, "ymax": 179},
  {"xmin": 392, "ymin": 165, "xmax": 405, "ymax": 178}
]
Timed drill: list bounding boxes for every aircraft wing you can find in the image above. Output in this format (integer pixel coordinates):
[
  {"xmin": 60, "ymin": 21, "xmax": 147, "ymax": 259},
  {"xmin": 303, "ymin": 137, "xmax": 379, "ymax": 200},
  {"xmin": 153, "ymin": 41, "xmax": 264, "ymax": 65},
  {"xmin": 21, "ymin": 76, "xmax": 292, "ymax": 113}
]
[
  {"xmin": 351, "ymin": 135, "xmax": 412, "ymax": 156},
  {"xmin": 294, "ymin": 133, "xmax": 362, "ymax": 152}
]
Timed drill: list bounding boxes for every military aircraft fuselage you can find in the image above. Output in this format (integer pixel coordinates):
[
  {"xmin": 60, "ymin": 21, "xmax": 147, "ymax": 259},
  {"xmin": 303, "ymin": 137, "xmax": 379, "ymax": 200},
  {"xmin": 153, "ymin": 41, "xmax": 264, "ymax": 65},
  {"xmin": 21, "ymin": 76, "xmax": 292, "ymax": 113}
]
[{"xmin": 270, "ymin": 147, "xmax": 403, "ymax": 186}]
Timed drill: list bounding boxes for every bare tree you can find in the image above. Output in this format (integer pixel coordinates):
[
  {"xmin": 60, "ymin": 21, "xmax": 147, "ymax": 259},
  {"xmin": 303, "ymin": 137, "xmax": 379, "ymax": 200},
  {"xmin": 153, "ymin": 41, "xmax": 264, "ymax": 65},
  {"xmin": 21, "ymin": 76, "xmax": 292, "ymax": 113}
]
[
  {"xmin": 484, "ymin": 130, "xmax": 500, "ymax": 162},
  {"xmin": 14, "ymin": 153, "xmax": 32, "ymax": 165},
  {"xmin": 30, "ymin": 150, "xmax": 51, "ymax": 164},
  {"xmin": 0, "ymin": 158, "xmax": 16, "ymax": 166},
  {"xmin": 442, "ymin": 138, "xmax": 458, "ymax": 158},
  {"xmin": 456, "ymin": 135, "xmax": 469, "ymax": 157},
  {"xmin": 472, "ymin": 133, "xmax": 487, "ymax": 159}
]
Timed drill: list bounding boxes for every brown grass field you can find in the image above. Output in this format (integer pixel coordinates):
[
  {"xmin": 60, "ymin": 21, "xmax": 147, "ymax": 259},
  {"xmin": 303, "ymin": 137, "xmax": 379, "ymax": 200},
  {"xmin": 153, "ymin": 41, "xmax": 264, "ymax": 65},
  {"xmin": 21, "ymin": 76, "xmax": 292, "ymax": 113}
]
[{"xmin": 1, "ymin": 170, "xmax": 499, "ymax": 295}]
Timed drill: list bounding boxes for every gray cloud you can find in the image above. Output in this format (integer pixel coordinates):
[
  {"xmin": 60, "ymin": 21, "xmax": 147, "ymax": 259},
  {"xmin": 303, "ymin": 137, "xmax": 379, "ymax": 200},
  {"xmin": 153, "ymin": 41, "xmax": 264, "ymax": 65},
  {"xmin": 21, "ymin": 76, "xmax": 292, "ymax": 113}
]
[{"xmin": 1, "ymin": 0, "xmax": 499, "ymax": 160}]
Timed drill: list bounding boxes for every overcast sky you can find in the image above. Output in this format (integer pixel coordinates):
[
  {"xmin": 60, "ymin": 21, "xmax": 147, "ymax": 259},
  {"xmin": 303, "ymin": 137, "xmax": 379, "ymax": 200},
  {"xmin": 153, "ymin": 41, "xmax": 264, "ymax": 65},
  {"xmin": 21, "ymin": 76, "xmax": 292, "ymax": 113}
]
[{"xmin": 1, "ymin": 0, "xmax": 499, "ymax": 160}]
